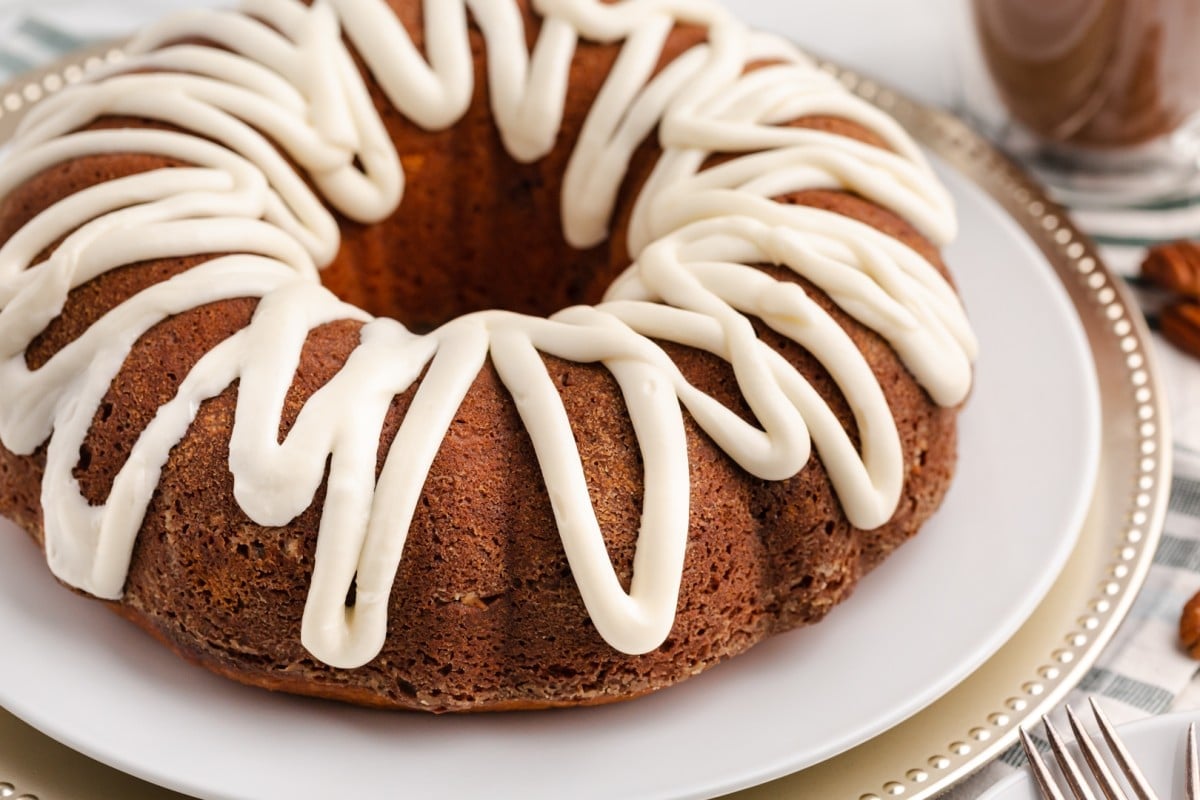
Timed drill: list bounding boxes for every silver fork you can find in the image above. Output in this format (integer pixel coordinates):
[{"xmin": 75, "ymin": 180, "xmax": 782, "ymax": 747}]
[{"xmin": 1019, "ymin": 697, "xmax": 1198, "ymax": 800}]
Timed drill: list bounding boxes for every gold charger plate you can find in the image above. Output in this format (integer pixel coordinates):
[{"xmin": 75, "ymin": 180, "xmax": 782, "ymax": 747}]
[{"xmin": 0, "ymin": 46, "xmax": 1169, "ymax": 800}]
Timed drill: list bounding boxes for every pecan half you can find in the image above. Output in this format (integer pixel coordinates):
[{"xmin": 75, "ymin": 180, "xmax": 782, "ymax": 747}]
[
  {"xmin": 1160, "ymin": 299, "xmax": 1200, "ymax": 359},
  {"xmin": 1141, "ymin": 240, "xmax": 1200, "ymax": 298},
  {"xmin": 1181, "ymin": 588, "xmax": 1200, "ymax": 658}
]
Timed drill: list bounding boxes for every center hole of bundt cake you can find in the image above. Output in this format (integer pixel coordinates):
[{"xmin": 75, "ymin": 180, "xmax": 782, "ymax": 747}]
[
  {"xmin": 309, "ymin": 12, "xmax": 713, "ymax": 330},
  {"xmin": 315, "ymin": 157, "xmax": 628, "ymax": 332}
]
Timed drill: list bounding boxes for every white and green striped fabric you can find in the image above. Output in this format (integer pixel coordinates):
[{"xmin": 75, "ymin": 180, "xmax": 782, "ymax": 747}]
[
  {"xmin": 0, "ymin": 17, "xmax": 82, "ymax": 75},
  {"xmin": 2, "ymin": 7, "xmax": 1200, "ymax": 798}
]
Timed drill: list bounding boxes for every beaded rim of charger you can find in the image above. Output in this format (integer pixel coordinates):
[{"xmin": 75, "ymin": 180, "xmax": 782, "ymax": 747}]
[
  {"xmin": 0, "ymin": 38, "xmax": 1171, "ymax": 800},
  {"xmin": 0, "ymin": 41, "xmax": 123, "ymax": 141}
]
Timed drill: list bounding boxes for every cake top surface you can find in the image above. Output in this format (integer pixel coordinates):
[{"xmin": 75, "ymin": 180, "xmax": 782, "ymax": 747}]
[{"xmin": 0, "ymin": 0, "xmax": 975, "ymax": 668}]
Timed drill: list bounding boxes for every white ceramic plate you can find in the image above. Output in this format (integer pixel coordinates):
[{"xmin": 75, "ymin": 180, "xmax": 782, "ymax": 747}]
[
  {"xmin": 980, "ymin": 710, "xmax": 1200, "ymax": 800},
  {"xmin": 0, "ymin": 148, "xmax": 1100, "ymax": 800}
]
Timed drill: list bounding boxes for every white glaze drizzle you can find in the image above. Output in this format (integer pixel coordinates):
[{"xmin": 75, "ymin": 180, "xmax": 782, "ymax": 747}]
[{"xmin": 0, "ymin": 0, "xmax": 976, "ymax": 667}]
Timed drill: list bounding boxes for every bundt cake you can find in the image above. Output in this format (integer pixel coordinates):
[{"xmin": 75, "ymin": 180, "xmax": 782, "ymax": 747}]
[{"xmin": 0, "ymin": 0, "xmax": 976, "ymax": 712}]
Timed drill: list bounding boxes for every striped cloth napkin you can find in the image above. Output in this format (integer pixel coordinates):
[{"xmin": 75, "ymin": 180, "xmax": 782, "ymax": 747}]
[{"xmin": 2, "ymin": 7, "xmax": 1200, "ymax": 798}]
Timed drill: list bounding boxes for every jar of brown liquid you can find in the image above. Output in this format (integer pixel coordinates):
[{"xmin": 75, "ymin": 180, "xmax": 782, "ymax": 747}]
[{"xmin": 966, "ymin": 0, "xmax": 1200, "ymax": 204}]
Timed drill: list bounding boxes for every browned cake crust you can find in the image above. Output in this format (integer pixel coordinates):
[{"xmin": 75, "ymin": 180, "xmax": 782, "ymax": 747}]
[{"xmin": 0, "ymin": 0, "xmax": 961, "ymax": 712}]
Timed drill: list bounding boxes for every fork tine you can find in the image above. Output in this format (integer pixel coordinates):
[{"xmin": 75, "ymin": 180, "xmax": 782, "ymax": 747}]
[
  {"xmin": 1066, "ymin": 705, "xmax": 1129, "ymax": 800},
  {"xmin": 1187, "ymin": 723, "xmax": 1198, "ymax": 800},
  {"xmin": 1044, "ymin": 714, "xmax": 1101, "ymax": 800},
  {"xmin": 1089, "ymin": 698, "xmax": 1161, "ymax": 800},
  {"xmin": 1022, "ymin": 727, "xmax": 1070, "ymax": 800}
]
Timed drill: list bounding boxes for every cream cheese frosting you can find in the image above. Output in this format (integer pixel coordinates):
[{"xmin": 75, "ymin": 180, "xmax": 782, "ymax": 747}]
[{"xmin": 0, "ymin": 0, "xmax": 976, "ymax": 668}]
